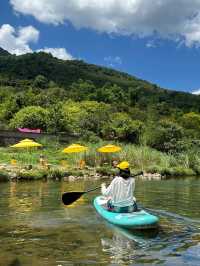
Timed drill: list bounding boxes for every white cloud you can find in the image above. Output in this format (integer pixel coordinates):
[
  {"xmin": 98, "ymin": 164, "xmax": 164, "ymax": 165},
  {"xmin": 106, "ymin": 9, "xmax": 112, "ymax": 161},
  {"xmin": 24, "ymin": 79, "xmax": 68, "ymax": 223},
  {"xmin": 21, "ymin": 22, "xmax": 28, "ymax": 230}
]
[
  {"xmin": 146, "ymin": 40, "xmax": 157, "ymax": 48},
  {"xmin": 0, "ymin": 24, "xmax": 74, "ymax": 60},
  {"xmin": 104, "ymin": 56, "xmax": 122, "ymax": 67},
  {"xmin": 37, "ymin": 47, "xmax": 73, "ymax": 60},
  {"xmin": 18, "ymin": 25, "xmax": 39, "ymax": 43},
  {"xmin": 192, "ymin": 89, "xmax": 200, "ymax": 95},
  {"xmin": 10, "ymin": 0, "xmax": 200, "ymax": 46},
  {"xmin": 0, "ymin": 24, "xmax": 39, "ymax": 55}
]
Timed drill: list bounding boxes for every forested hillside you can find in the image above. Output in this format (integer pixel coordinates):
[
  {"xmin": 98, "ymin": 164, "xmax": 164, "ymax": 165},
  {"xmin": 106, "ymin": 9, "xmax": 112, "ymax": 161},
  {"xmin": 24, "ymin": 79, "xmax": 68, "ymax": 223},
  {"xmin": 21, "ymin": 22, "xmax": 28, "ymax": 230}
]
[{"xmin": 0, "ymin": 47, "xmax": 200, "ymax": 154}]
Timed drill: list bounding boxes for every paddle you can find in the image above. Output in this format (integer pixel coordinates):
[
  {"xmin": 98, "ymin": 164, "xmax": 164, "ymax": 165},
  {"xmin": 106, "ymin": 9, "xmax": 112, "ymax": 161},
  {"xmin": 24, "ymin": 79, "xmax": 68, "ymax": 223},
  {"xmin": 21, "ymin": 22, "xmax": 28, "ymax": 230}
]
[{"xmin": 62, "ymin": 172, "xmax": 143, "ymax": 205}]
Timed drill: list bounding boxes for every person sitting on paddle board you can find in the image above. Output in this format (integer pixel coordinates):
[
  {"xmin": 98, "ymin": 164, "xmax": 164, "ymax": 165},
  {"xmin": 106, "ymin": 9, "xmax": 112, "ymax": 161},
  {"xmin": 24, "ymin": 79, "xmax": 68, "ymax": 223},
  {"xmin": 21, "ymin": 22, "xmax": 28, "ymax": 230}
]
[{"xmin": 101, "ymin": 161, "xmax": 138, "ymax": 213}]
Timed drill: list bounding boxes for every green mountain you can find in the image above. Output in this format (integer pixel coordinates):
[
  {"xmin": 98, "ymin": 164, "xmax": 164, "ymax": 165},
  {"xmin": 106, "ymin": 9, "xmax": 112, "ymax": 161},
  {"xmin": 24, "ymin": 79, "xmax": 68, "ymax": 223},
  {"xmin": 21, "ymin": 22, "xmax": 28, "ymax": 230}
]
[
  {"xmin": 0, "ymin": 48, "xmax": 10, "ymax": 56},
  {"xmin": 0, "ymin": 49, "xmax": 146, "ymax": 87},
  {"xmin": 0, "ymin": 47, "xmax": 199, "ymax": 112},
  {"xmin": 1, "ymin": 47, "xmax": 200, "ymax": 153}
]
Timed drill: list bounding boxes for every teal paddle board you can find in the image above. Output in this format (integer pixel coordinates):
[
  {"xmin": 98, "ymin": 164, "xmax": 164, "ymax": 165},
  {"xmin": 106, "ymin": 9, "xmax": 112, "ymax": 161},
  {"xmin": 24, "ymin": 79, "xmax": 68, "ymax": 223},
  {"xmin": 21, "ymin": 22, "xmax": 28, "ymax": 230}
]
[{"xmin": 94, "ymin": 196, "xmax": 159, "ymax": 230}]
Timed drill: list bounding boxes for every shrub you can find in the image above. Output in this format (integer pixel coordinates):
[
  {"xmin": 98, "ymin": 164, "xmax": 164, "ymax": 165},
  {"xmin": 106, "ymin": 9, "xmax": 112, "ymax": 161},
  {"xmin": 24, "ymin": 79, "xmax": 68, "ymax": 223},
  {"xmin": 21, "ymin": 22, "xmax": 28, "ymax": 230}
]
[
  {"xmin": 17, "ymin": 170, "xmax": 44, "ymax": 180},
  {"xmin": 36, "ymin": 169, "xmax": 48, "ymax": 179},
  {"xmin": 181, "ymin": 112, "xmax": 200, "ymax": 138},
  {"xmin": 9, "ymin": 106, "xmax": 49, "ymax": 130},
  {"xmin": 101, "ymin": 112, "xmax": 144, "ymax": 144},
  {"xmin": 159, "ymin": 168, "xmax": 176, "ymax": 176},
  {"xmin": 192, "ymin": 165, "xmax": 200, "ymax": 175},
  {"xmin": 161, "ymin": 167, "xmax": 196, "ymax": 177},
  {"xmin": 145, "ymin": 165, "xmax": 163, "ymax": 174},
  {"xmin": 96, "ymin": 166, "xmax": 116, "ymax": 176},
  {"xmin": 47, "ymin": 169, "xmax": 66, "ymax": 180},
  {"xmin": 0, "ymin": 170, "xmax": 9, "ymax": 182},
  {"xmin": 81, "ymin": 130, "xmax": 102, "ymax": 143},
  {"xmin": 148, "ymin": 120, "xmax": 184, "ymax": 153},
  {"xmin": 66, "ymin": 170, "xmax": 84, "ymax": 177},
  {"xmin": 173, "ymin": 167, "xmax": 195, "ymax": 176}
]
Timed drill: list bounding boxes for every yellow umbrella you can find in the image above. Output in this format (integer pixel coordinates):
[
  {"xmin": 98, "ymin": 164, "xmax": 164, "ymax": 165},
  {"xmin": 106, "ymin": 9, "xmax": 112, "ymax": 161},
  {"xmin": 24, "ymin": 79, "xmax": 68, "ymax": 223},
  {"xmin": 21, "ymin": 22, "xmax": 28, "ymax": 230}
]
[
  {"xmin": 97, "ymin": 144, "xmax": 121, "ymax": 153},
  {"xmin": 10, "ymin": 139, "xmax": 42, "ymax": 148},
  {"xmin": 20, "ymin": 139, "xmax": 33, "ymax": 142},
  {"xmin": 62, "ymin": 144, "xmax": 88, "ymax": 153}
]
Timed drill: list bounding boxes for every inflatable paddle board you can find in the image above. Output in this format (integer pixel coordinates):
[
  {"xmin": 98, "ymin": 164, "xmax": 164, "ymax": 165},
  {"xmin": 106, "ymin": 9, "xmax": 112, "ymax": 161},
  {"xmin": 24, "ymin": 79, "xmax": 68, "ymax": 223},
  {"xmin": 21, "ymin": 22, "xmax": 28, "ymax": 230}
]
[{"xmin": 94, "ymin": 196, "xmax": 159, "ymax": 230}]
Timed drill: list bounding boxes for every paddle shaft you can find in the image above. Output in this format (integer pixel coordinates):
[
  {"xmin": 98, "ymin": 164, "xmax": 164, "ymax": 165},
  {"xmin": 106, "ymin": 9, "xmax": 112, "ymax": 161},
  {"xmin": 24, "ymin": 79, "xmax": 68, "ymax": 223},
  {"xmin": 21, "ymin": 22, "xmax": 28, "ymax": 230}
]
[{"xmin": 86, "ymin": 186, "xmax": 101, "ymax": 193}]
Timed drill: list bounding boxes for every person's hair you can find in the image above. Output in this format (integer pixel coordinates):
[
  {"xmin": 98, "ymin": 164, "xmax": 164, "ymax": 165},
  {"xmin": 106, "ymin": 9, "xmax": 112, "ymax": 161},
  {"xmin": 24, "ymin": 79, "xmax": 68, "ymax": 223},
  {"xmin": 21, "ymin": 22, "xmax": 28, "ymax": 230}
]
[{"xmin": 119, "ymin": 169, "xmax": 131, "ymax": 179}]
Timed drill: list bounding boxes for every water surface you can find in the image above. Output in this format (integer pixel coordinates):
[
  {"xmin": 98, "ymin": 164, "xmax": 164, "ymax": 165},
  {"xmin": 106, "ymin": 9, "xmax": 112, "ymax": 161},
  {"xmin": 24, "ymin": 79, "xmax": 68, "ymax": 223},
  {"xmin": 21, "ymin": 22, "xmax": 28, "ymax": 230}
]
[{"xmin": 0, "ymin": 178, "xmax": 200, "ymax": 265}]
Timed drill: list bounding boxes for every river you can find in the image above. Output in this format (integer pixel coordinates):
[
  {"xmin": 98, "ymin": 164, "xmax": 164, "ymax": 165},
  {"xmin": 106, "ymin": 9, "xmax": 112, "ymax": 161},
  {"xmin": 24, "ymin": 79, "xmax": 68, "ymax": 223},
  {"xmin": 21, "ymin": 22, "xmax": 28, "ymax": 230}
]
[{"xmin": 0, "ymin": 178, "xmax": 200, "ymax": 265}]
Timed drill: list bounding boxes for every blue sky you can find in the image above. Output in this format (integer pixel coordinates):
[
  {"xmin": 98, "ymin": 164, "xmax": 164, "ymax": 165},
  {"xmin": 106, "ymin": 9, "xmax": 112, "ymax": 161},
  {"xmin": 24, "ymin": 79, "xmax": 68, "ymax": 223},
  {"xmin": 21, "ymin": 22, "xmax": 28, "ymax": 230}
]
[{"xmin": 1, "ymin": 0, "xmax": 200, "ymax": 93}]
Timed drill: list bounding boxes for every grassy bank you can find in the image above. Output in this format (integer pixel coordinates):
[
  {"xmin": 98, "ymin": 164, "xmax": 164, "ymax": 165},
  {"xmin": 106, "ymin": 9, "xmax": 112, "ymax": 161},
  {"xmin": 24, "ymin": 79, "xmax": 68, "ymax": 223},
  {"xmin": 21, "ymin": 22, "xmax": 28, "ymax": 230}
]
[{"xmin": 0, "ymin": 138, "xmax": 199, "ymax": 181}]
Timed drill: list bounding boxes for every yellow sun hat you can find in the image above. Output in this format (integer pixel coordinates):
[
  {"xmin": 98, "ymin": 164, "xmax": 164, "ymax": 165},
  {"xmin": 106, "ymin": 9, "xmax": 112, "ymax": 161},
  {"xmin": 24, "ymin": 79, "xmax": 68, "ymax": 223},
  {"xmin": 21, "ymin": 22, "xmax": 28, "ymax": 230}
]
[{"xmin": 117, "ymin": 161, "xmax": 130, "ymax": 170}]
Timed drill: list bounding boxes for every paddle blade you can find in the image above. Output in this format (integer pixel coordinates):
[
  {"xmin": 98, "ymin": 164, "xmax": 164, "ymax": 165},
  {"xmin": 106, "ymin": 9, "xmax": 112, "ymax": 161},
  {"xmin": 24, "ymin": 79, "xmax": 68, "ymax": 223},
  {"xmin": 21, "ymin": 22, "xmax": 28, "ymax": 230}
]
[{"xmin": 62, "ymin": 191, "xmax": 85, "ymax": 205}]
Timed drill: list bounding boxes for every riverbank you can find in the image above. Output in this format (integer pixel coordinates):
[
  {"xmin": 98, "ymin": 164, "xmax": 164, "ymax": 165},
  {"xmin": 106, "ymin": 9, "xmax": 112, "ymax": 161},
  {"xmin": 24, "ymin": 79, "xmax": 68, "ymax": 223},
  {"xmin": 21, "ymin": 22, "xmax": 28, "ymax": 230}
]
[
  {"xmin": 0, "ymin": 162, "xmax": 164, "ymax": 182},
  {"xmin": 0, "ymin": 140, "xmax": 199, "ymax": 181}
]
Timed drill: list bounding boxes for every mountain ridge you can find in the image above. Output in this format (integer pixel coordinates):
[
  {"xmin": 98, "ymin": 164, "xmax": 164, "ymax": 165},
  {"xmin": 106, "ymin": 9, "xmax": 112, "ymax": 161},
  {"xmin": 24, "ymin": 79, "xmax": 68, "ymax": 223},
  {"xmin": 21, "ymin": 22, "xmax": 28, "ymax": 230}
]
[
  {"xmin": 0, "ymin": 47, "xmax": 199, "ymax": 113},
  {"xmin": 0, "ymin": 47, "xmax": 10, "ymax": 56}
]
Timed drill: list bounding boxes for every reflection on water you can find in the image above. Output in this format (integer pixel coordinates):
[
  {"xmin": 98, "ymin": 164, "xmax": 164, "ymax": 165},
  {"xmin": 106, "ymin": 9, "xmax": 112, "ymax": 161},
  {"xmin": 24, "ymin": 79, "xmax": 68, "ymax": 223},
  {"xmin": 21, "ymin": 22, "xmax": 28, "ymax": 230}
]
[
  {"xmin": 101, "ymin": 234, "xmax": 137, "ymax": 265},
  {"xmin": 101, "ymin": 224, "xmax": 159, "ymax": 265},
  {"xmin": 0, "ymin": 178, "xmax": 200, "ymax": 265}
]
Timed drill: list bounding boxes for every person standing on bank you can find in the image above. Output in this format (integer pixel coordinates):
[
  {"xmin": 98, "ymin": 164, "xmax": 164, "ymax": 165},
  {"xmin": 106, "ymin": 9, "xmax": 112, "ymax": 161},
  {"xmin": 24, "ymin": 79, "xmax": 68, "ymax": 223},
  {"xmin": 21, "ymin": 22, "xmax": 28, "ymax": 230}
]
[{"xmin": 101, "ymin": 161, "xmax": 137, "ymax": 213}]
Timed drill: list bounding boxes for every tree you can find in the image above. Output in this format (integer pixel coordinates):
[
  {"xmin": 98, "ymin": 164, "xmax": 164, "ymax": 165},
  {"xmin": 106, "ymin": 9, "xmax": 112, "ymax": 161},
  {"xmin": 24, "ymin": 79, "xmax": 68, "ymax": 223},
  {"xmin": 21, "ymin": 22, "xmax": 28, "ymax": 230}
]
[
  {"xmin": 34, "ymin": 87, "xmax": 67, "ymax": 107},
  {"xmin": 62, "ymin": 100, "xmax": 87, "ymax": 134},
  {"xmin": 33, "ymin": 75, "xmax": 48, "ymax": 89},
  {"xmin": 68, "ymin": 79, "xmax": 96, "ymax": 101},
  {"xmin": 79, "ymin": 101, "xmax": 111, "ymax": 135},
  {"xmin": 147, "ymin": 120, "xmax": 184, "ymax": 153},
  {"xmin": 101, "ymin": 112, "xmax": 144, "ymax": 143},
  {"xmin": 47, "ymin": 103, "xmax": 69, "ymax": 133},
  {"xmin": 181, "ymin": 112, "xmax": 200, "ymax": 138},
  {"xmin": 0, "ymin": 96, "xmax": 20, "ymax": 121},
  {"xmin": 62, "ymin": 100, "xmax": 112, "ymax": 135},
  {"xmin": 9, "ymin": 106, "xmax": 49, "ymax": 130},
  {"xmin": 94, "ymin": 83, "xmax": 129, "ymax": 105}
]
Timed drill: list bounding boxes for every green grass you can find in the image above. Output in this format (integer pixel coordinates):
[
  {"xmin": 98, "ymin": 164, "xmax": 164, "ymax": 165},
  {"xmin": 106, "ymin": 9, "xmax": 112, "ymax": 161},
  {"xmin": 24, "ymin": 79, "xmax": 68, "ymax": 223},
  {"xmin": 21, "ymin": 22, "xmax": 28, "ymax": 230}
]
[{"xmin": 0, "ymin": 139, "xmax": 199, "ymax": 178}]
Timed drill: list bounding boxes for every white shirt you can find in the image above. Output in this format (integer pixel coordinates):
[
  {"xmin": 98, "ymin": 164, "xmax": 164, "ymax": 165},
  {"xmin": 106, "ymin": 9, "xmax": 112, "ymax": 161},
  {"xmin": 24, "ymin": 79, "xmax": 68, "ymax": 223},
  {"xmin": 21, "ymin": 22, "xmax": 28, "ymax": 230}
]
[{"xmin": 101, "ymin": 176, "xmax": 136, "ymax": 207}]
